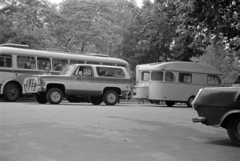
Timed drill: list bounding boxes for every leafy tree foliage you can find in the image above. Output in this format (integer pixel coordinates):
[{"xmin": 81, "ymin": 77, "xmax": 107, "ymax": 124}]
[
  {"xmin": 186, "ymin": 0, "xmax": 240, "ymax": 51},
  {"xmin": 0, "ymin": 0, "xmax": 239, "ymax": 80},
  {"xmin": 196, "ymin": 41, "xmax": 240, "ymax": 85},
  {"xmin": 0, "ymin": 0, "xmax": 54, "ymax": 48}
]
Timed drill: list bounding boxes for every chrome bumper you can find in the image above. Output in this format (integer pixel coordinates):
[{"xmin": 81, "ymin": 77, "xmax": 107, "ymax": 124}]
[
  {"xmin": 192, "ymin": 117, "xmax": 207, "ymax": 123},
  {"xmin": 23, "ymin": 77, "xmax": 38, "ymax": 94}
]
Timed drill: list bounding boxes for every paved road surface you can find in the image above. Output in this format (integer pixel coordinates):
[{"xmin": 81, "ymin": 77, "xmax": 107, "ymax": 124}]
[{"xmin": 0, "ymin": 101, "xmax": 239, "ymax": 161}]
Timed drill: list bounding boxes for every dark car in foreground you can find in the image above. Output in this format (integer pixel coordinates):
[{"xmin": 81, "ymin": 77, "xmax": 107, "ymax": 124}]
[{"xmin": 192, "ymin": 86, "xmax": 240, "ymax": 146}]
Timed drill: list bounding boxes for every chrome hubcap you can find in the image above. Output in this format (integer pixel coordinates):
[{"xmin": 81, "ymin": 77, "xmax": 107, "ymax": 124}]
[
  {"xmin": 51, "ymin": 91, "xmax": 60, "ymax": 101},
  {"xmin": 107, "ymin": 93, "xmax": 116, "ymax": 103},
  {"xmin": 9, "ymin": 87, "xmax": 17, "ymax": 97}
]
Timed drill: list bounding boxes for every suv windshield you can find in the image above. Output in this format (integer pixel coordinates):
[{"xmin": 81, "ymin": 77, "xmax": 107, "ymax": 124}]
[{"xmin": 60, "ymin": 64, "xmax": 77, "ymax": 76}]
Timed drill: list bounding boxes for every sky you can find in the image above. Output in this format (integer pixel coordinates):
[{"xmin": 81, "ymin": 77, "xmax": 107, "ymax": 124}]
[{"xmin": 48, "ymin": 0, "xmax": 144, "ymax": 7}]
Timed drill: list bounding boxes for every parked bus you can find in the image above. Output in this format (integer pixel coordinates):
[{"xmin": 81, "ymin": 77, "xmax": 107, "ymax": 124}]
[
  {"xmin": 0, "ymin": 43, "xmax": 131, "ymax": 102},
  {"xmin": 133, "ymin": 61, "xmax": 222, "ymax": 107}
]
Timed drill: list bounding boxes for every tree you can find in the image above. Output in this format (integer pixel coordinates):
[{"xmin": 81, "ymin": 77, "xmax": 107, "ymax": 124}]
[
  {"xmin": 185, "ymin": 0, "xmax": 240, "ymax": 51},
  {"xmin": 196, "ymin": 41, "xmax": 240, "ymax": 85},
  {"xmin": 46, "ymin": 0, "xmax": 117, "ymax": 54},
  {"xmin": 0, "ymin": 0, "xmax": 55, "ymax": 48}
]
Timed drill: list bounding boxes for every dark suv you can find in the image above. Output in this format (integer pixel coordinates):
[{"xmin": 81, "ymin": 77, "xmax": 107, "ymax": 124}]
[{"xmin": 192, "ymin": 85, "xmax": 240, "ymax": 146}]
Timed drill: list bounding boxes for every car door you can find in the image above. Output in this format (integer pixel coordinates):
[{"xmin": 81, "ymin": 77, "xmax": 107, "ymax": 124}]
[{"xmin": 70, "ymin": 66, "xmax": 94, "ymax": 96}]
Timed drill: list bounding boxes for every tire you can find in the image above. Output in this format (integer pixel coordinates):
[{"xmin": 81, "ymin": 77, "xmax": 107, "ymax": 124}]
[
  {"xmin": 66, "ymin": 96, "xmax": 81, "ymax": 103},
  {"xmin": 3, "ymin": 83, "xmax": 20, "ymax": 102},
  {"xmin": 149, "ymin": 100, "xmax": 155, "ymax": 104},
  {"xmin": 165, "ymin": 101, "xmax": 175, "ymax": 107},
  {"xmin": 89, "ymin": 96, "xmax": 103, "ymax": 105},
  {"xmin": 103, "ymin": 90, "xmax": 118, "ymax": 105},
  {"xmin": 186, "ymin": 96, "xmax": 195, "ymax": 107},
  {"xmin": 35, "ymin": 94, "xmax": 47, "ymax": 104},
  {"xmin": 227, "ymin": 117, "xmax": 240, "ymax": 146},
  {"xmin": 46, "ymin": 88, "xmax": 63, "ymax": 104}
]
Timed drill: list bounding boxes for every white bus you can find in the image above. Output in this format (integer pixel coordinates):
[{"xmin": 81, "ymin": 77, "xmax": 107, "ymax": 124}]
[
  {"xmin": 134, "ymin": 61, "xmax": 222, "ymax": 107},
  {"xmin": 0, "ymin": 43, "xmax": 131, "ymax": 102}
]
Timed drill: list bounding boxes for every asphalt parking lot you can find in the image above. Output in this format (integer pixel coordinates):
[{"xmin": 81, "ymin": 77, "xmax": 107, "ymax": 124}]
[{"xmin": 0, "ymin": 101, "xmax": 239, "ymax": 161}]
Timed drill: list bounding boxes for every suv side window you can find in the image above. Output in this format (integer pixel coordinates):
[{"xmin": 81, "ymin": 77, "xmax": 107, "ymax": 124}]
[
  {"xmin": 97, "ymin": 67, "xmax": 125, "ymax": 77},
  {"xmin": 75, "ymin": 66, "xmax": 92, "ymax": 77}
]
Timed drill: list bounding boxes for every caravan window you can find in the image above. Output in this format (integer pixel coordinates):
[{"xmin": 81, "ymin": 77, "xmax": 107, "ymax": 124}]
[
  {"xmin": 165, "ymin": 72, "xmax": 175, "ymax": 82},
  {"xmin": 151, "ymin": 71, "xmax": 163, "ymax": 81},
  {"xmin": 207, "ymin": 75, "xmax": 221, "ymax": 85},
  {"xmin": 179, "ymin": 72, "xmax": 192, "ymax": 83},
  {"xmin": 141, "ymin": 71, "xmax": 150, "ymax": 81}
]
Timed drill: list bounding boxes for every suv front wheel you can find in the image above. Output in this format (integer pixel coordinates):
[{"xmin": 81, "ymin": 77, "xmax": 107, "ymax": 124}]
[
  {"xmin": 35, "ymin": 93, "xmax": 47, "ymax": 104},
  {"xmin": 89, "ymin": 96, "xmax": 103, "ymax": 105},
  {"xmin": 47, "ymin": 88, "xmax": 63, "ymax": 104},
  {"xmin": 103, "ymin": 90, "xmax": 118, "ymax": 105}
]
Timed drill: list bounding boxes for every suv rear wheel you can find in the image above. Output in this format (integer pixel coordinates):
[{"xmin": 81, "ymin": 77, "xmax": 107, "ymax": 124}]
[
  {"xmin": 227, "ymin": 116, "xmax": 240, "ymax": 146},
  {"xmin": 103, "ymin": 90, "xmax": 118, "ymax": 105},
  {"xmin": 47, "ymin": 88, "xmax": 63, "ymax": 104}
]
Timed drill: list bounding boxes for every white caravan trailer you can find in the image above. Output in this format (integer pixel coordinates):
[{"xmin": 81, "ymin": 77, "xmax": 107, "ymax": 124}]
[{"xmin": 134, "ymin": 61, "xmax": 222, "ymax": 107}]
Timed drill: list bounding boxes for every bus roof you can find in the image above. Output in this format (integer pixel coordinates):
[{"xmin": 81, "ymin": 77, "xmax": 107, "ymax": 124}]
[
  {"xmin": 0, "ymin": 46, "xmax": 128, "ymax": 65},
  {"xmin": 137, "ymin": 61, "xmax": 222, "ymax": 75}
]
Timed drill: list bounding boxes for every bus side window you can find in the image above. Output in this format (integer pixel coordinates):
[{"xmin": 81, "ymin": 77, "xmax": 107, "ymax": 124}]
[
  {"xmin": 207, "ymin": 75, "xmax": 221, "ymax": 85},
  {"xmin": 53, "ymin": 59, "xmax": 68, "ymax": 71},
  {"xmin": 37, "ymin": 57, "xmax": 51, "ymax": 70},
  {"xmin": 165, "ymin": 72, "xmax": 175, "ymax": 82},
  {"xmin": 70, "ymin": 60, "xmax": 85, "ymax": 65},
  {"xmin": 179, "ymin": 72, "xmax": 192, "ymax": 83},
  {"xmin": 0, "ymin": 54, "xmax": 12, "ymax": 67},
  {"xmin": 17, "ymin": 56, "xmax": 35, "ymax": 69}
]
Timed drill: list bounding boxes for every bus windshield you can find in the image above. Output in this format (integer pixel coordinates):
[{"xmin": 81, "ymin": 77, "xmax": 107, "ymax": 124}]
[{"xmin": 60, "ymin": 64, "xmax": 77, "ymax": 76}]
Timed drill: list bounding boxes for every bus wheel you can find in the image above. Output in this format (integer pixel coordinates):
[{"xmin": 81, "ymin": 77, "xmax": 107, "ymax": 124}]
[
  {"xmin": 227, "ymin": 116, "xmax": 240, "ymax": 146},
  {"xmin": 165, "ymin": 101, "xmax": 175, "ymax": 107},
  {"xmin": 186, "ymin": 96, "xmax": 195, "ymax": 107},
  {"xmin": 35, "ymin": 94, "xmax": 47, "ymax": 104},
  {"xmin": 103, "ymin": 90, "xmax": 118, "ymax": 105},
  {"xmin": 3, "ymin": 83, "xmax": 20, "ymax": 102},
  {"xmin": 89, "ymin": 96, "xmax": 103, "ymax": 105},
  {"xmin": 47, "ymin": 88, "xmax": 63, "ymax": 104}
]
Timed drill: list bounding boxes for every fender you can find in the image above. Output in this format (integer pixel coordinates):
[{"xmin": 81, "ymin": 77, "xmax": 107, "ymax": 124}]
[
  {"xmin": 217, "ymin": 110, "xmax": 240, "ymax": 127},
  {"xmin": 0, "ymin": 77, "xmax": 22, "ymax": 94}
]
